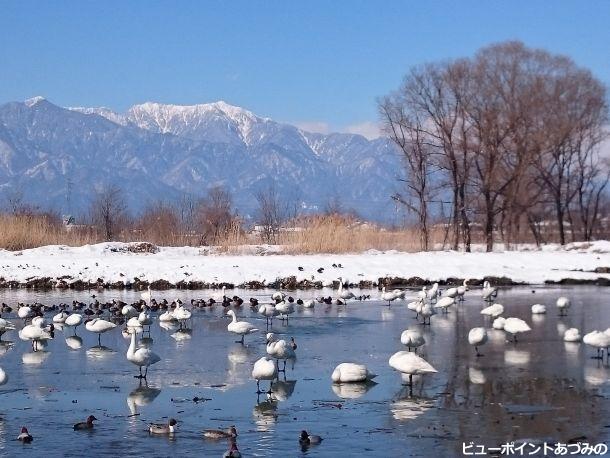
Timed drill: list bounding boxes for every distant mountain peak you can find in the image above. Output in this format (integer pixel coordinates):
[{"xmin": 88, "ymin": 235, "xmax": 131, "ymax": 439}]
[{"xmin": 24, "ymin": 96, "xmax": 47, "ymax": 107}]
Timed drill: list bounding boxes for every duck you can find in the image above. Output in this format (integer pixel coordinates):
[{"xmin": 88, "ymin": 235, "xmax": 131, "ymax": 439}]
[
  {"xmin": 17, "ymin": 427, "xmax": 33, "ymax": 443},
  {"xmin": 299, "ymin": 430, "xmax": 323, "ymax": 446},
  {"xmin": 126, "ymin": 328, "xmax": 161, "ymax": 379},
  {"xmin": 85, "ymin": 318, "xmax": 117, "ymax": 345},
  {"xmin": 223, "ymin": 441, "xmax": 241, "ymax": 458},
  {"xmin": 481, "ymin": 303, "xmax": 504, "ymax": 319},
  {"xmin": 73, "ymin": 415, "xmax": 97, "ymax": 430},
  {"xmin": 531, "ymin": 304, "xmax": 546, "ymax": 314},
  {"xmin": 202, "ymin": 425, "xmax": 238, "ymax": 440},
  {"xmin": 331, "ymin": 363, "xmax": 376, "ymax": 383},
  {"xmin": 556, "ymin": 297, "xmax": 571, "ymax": 316},
  {"xmin": 388, "ymin": 351, "xmax": 437, "ymax": 388},
  {"xmin": 226, "ymin": 310, "xmax": 258, "ymax": 344},
  {"xmin": 564, "ymin": 328, "xmax": 581, "ymax": 342},
  {"xmin": 148, "ymin": 418, "xmax": 177, "ymax": 435},
  {"xmin": 252, "ymin": 356, "xmax": 277, "ymax": 394},
  {"xmin": 503, "ymin": 318, "xmax": 531, "ymax": 342},
  {"xmin": 400, "ymin": 328, "xmax": 425, "ymax": 352},
  {"xmin": 468, "ymin": 327, "xmax": 488, "ymax": 356}
]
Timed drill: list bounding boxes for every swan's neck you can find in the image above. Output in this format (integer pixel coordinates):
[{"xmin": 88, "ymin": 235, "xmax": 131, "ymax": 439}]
[
  {"xmin": 230, "ymin": 312, "xmax": 237, "ymax": 323},
  {"xmin": 127, "ymin": 332, "xmax": 136, "ymax": 357}
]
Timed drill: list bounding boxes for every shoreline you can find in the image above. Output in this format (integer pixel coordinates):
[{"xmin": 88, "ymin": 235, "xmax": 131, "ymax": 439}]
[{"xmin": 0, "ymin": 241, "xmax": 608, "ymax": 291}]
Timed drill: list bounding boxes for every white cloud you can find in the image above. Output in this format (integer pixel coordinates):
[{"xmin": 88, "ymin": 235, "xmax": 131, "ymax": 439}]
[
  {"xmin": 293, "ymin": 121, "xmax": 331, "ymax": 134},
  {"xmin": 343, "ymin": 121, "xmax": 381, "ymax": 140}
]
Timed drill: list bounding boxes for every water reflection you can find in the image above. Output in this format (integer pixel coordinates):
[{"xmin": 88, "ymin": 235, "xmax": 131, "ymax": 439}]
[
  {"xmin": 271, "ymin": 379, "xmax": 296, "ymax": 401},
  {"xmin": 332, "ymin": 381, "xmax": 376, "ymax": 399},
  {"xmin": 127, "ymin": 383, "xmax": 161, "ymax": 415},
  {"xmin": 86, "ymin": 345, "xmax": 116, "ymax": 360},
  {"xmin": 65, "ymin": 335, "xmax": 83, "ymax": 350},
  {"xmin": 253, "ymin": 399, "xmax": 278, "ymax": 432},
  {"xmin": 22, "ymin": 351, "xmax": 50, "ymax": 365}
]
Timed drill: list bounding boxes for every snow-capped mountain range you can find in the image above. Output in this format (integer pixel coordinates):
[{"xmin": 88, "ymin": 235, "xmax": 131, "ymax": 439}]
[{"xmin": 0, "ymin": 97, "xmax": 403, "ymax": 222}]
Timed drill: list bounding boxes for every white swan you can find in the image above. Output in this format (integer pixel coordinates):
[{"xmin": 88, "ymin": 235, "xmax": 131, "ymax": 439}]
[
  {"xmin": 173, "ymin": 305, "xmax": 192, "ymax": 328},
  {"xmin": 481, "ymin": 303, "xmax": 504, "ymax": 318},
  {"xmin": 159, "ymin": 310, "xmax": 176, "ymax": 322},
  {"xmin": 583, "ymin": 330, "xmax": 610, "ymax": 359},
  {"xmin": 64, "ymin": 313, "xmax": 83, "ymax": 332},
  {"xmin": 266, "ymin": 333, "xmax": 296, "ymax": 371},
  {"xmin": 388, "ymin": 351, "xmax": 437, "ymax": 387},
  {"xmin": 434, "ymin": 296, "xmax": 455, "ymax": 313},
  {"xmin": 141, "ymin": 286, "xmax": 153, "ymax": 304},
  {"xmin": 122, "ymin": 304, "xmax": 138, "ymax": 318},
  {"xmin": 17, "ymin": 305, "xmax": 34, "ymax": 321},
  {"xmin": 0, "ymin": 317, "xmax": 15, "ymax": 339},
  {"xmin": 52, "ymin": 311, "xmax": 69, "ymax": 323},
  {"xmin": 468, "ymin": 327, "xmax": 488, "ymax": 356},
  {"xmin": 564, "ymin": 328, "xmax": 581, "ymax": 342},
  {"xmin": 0, "ymin": 367, "xmax": 7, "ymax": 385},
  {"xmin": 556, "ymin": 297, "xmax": 570, "ymax": 316},
  {"xmin": 492, "ymin": 317, "xmax": 506, "ymax": 330},
  {"xmin": 19, "ymin": 322, "xmax": 53, "ymax": 351},
  {"xmin": 427, "ymin": 282, "xmax": 439, "ymax": 301},
  {"xmin": 400, "ymin": 328, "xmax": 425, "ymax": 352},
  {"xmin": 85, "ymin": 318, "xmax": 117, "ymax": 345},
  {"xmin": 271, "ymin": 291, "xmax": 285, "ymax": 302},
  {"xmin": 138, "ymin": 310, "xmax": 153, "ymax": 331},
  {"xmin": 482, "ymin": 281, "xmax": 498, "ymax": 302},
  {"xmin": 331, "ymin": 363, "xmax": 376, "ymax": 383},
  {"xmin": 503, "ymin": 318, "xmax": 531, "ymax": 342},
  {"xmin": 338, "ymin": 278, "xmax": 355, "ymax": 301},
  {"xmin": 252, "ymin": 356, "xmax": 277, "ymax": 394},
  {"xmin": 417, "ymin": 300, "xmax": 436, "ymax": 325},
  {"xmin": 531, "ymin": 304, "xmax": 546, "ymax": 314},
  {"xmin": 381, "ymin": 287, "xmax": 398, "ymax": 306},
  {"xmin": 258, "ymin": 303, "xmax": 279, "ymax": 327},
  {"xmin": 444, "ymin": 280, "xmax": 467, "ymax": 299},
  {"xmin": 126, "ymin": 329, "xmax": 161, "ymax": 379},
  {"xmin": 275, "ymin": 301, "xmax": 295, "ymax": 322},
  {"xmin": 302, "ymin": 299, "xmax": 315, "ymax": 309},
  {"xmin": 226, "ymin": 310, "xmax": 258, "ymax": 344},
  {"xmin": 417, "ymin": 286, "xmax": 428, "ymax": 300}
]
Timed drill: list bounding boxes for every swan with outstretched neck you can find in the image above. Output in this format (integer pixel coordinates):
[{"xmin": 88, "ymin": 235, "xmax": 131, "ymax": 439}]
[{"xmin": 126, "ymin": 329, "xmax": 161, "ymax": 379}]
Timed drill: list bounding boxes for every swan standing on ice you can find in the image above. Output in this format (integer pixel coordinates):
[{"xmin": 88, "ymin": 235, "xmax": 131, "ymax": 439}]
[
  {"xmin": 252, "ymin": 356, "xmax": 277, "ymax": 394},
  {"xmin": 583, "ymin": 331, "xmax": 610, "ymax": 360},
  {"xmin": 482, "ymin": 281, "xmax": 498, "ymax": 302},
  {"xmin": 381, "ymin": 287, "xmax": 398, "ymax": 306},
  {"xmin": 19, "ymin": 322, "xmax": 54, "ymax": 351},
  {"xmin": 564, "ymin": 328, "xmax": 581, "ymax": 342},
  {"xmin": 266, "ymin": 333, "xmax": 296, "ymax": 372},
  {"xmin": 338, "ymin": 278, "xmax": 355, "ymax": 302},
  {"xmin": 85, "ymin": 318, "xmax": 117, "ymax": 345},
  {"xmin": 226, "ymin": 310, "xmax": 258, "ymax": 344},
  {"xmin": 481, "ymin": 303, "xmax": 504, "ymax": 319},
  {"xmin": 503, "ymin": 318, "xmax": 531, "ymax": 342},
  {"xmin": 64, "ymin": 313, "xmax": 82, "ymax": 334},
  {"xmin": 556, "ymin": 297, "xmax": 570, "ymax": 316},
  {"xmin": 417, "ymin": 300, "xmax": 436, "ymax": 325},
  {"xmin": 400, "ymin": 328, "xmax": 425, "ymax": 352},
  {"xmin": 141, "ymin": 286, "xmax": 153, "ymax": 304},
  {"xmin": 468, "ymin": 327, "xmax": 488, "ymax": 356},
  {"xmin": 275, "ymin": 300, "xmax": 295, "ymax": 323},
  {"xmin": 388, "ymin": 351, "xmax": 437, "ymax": 390},
  {"xmin": 445, "ymin": 279, "xmax": 469, "ymax": 300},
  {"xmin": 427, "ymin": 283, "xmax": 439, "ymax": 302},
  {"xmin": 259, "ymin": 303, "xmax": 279, "ymax": 328},
  {"xmin": 492, "ymin": 317, "xmax": 506, "ymax": 330},
  {"xmin": 173, "ymin": 305, "xmax": 192, "ymax": 328},
  {"xmin": 52, "ymin": 311, "xmax": 69, "ymax": 323},
  {"xmin": 126, "ymin": 328, "xmax": 161, "ymax": 379},
  {"xmin": 331, "ymin": 363, "xmax": 376, "ymax": 383},
  {"xmin": 434, "ymin": 296, "xmax": 455, "ymax": 314},
  {"xmin": 159, "ymin": 310, "xmax": 176, "ymax": 322}
]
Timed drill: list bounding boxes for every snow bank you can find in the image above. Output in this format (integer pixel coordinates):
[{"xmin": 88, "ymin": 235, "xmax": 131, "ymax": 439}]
[{"xmin": 0, "ymin": 241, "xmax": 608, "ymax": 288}]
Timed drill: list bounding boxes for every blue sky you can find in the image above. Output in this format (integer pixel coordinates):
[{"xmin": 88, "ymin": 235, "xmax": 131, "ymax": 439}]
[{"xmin": 1, "ymin": 1, "xmax": 609, "ymax": 137}]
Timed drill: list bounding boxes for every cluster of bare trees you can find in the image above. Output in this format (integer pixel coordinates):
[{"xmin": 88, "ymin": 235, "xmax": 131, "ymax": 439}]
[{"xmin": 380, "ymin": 41, "xmax": 609, "ymax": 251}]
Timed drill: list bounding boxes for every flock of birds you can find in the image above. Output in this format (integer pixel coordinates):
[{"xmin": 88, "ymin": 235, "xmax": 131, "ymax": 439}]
[{"xmin": 0, "ymin": 276, "xmax": 609, "ymax": 456}]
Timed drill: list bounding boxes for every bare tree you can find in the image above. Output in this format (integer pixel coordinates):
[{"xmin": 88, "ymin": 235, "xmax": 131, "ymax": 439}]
[
  {"xmin": 255, "ymin": 184, "xmax": 291, "ymax": 244},
  {"xmin": 90, "ymin": 184, "xmax": 127, "ymax": 241},
  {"xmin": 196, "ymin": 186, "xmax": 235, "ymax": 244}
]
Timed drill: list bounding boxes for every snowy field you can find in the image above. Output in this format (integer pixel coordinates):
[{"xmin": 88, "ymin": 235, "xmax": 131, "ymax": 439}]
[{"xmin": 0, "ymin": 241, "xmax": 608, "ymax": 288}]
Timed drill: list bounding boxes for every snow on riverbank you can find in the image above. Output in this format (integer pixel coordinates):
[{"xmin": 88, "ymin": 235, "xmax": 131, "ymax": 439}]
[{"xmin": 0, "ymin": 241, "xmax": 609, "ymax": 288}]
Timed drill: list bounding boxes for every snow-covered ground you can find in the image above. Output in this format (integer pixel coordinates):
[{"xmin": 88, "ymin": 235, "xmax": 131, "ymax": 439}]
[{"xmin": 0, "ymin": 241, "xmax": 609, "ymax": 288}]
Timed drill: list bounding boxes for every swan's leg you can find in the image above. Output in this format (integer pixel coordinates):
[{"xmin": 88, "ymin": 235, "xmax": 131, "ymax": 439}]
[
  {"xmin": 98, "ymin": 333, "xmax": 101, "ymax": 346},
  {"xmin": 256, "ymin": 380, "xmax": 261, "ymax": 394},
  {"xmin": 144, "ymin": 366, "xmax": 148, "ymax": 378}
]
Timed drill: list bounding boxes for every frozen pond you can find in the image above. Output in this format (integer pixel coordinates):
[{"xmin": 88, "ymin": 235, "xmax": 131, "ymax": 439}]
[{"xmin": 0, "ymin": 286, "xmax": 608, "ymax": 456}]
